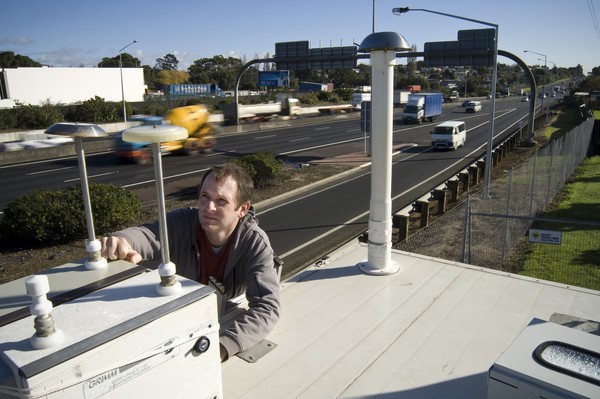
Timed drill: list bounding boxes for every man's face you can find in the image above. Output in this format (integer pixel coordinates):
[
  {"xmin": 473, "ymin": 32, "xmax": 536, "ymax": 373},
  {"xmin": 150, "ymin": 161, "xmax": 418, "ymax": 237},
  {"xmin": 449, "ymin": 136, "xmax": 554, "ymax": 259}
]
[{"xmin": 198, "ymin": 173, "xmax": 249, "ymax": 244}]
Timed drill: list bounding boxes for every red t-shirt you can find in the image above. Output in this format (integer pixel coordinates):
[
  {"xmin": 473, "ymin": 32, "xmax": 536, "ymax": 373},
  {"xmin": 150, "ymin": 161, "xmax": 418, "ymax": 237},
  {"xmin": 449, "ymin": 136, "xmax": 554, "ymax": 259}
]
[{"xmin": 196, "ymin": 225, "xmax": 234, "ymax": 285}]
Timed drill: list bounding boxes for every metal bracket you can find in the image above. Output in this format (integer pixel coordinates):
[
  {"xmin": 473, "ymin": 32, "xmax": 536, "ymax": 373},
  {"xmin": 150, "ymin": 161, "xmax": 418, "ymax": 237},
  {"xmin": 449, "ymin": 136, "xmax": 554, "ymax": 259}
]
[{"xmin": 235, "ymin": 339, "xmax": 277, "ymax": 363}]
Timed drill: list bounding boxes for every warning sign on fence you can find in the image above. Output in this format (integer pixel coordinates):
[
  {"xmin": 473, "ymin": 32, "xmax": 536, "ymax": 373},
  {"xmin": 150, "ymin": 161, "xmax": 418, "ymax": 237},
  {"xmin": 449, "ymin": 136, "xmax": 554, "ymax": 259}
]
[{"xmin": 528, "ymin": 229, "xmax": 562, "ymax": 245}]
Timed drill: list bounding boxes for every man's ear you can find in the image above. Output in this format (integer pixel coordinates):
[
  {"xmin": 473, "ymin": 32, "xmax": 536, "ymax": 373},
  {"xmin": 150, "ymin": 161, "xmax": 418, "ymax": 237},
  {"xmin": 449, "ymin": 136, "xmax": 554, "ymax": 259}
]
[{"xmin": 238, "ymin": 201, "xmax": 251, "ymax": 218}]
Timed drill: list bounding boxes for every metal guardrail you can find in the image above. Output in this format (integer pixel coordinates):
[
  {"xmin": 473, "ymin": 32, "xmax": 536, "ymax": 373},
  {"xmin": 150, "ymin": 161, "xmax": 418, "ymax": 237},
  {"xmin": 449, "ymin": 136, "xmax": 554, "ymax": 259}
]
[{"xmin": 0, "ymin": 108, "xmax": 362, "ymax": 166}]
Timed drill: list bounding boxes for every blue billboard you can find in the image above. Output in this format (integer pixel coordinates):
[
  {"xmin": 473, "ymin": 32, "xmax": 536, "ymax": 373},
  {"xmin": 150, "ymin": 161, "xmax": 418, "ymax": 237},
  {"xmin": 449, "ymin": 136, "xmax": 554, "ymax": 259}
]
[{"xmin": 258, "ymin": 70, "xmax": 289, "ymax": 87}]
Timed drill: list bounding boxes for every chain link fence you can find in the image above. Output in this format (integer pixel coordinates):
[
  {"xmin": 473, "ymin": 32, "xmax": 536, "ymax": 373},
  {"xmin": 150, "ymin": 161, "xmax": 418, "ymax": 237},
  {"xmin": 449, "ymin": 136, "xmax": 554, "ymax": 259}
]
[{"xmin": 394, "ymin": 118, "xmax": 600, "ymax": 290}]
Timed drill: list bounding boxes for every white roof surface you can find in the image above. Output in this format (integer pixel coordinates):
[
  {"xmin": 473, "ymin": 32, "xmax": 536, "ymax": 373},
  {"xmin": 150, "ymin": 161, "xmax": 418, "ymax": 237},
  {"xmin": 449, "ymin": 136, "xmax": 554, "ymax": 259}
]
[{"xmin": 221, "ymin": 240, "xmax": 600, "ymax": 398}]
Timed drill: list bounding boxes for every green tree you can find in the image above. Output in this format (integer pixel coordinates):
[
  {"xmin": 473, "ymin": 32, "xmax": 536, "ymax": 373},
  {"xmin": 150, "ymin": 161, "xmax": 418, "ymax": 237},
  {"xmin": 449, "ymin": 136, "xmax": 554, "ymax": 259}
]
[
  {"xmin": 0, "ymin": 51, "xmax": 42, "ymax": 67},
  {"xmin": 155, "ymin": 69, "xmax": 189, "ymax": 86},
  {"xmin": 577, "ymin": 74, "xmax": 600, "ymax": 92},
  {"xmin": 396, "ymin": 75, "xmax": 430, "ymax": 91},
  {"xmin": 329, "ymin": 68, "xmax": 364, "ymax": 89},
  {"xmin": 143, "ymin": 65, "xmax": 159, "ymax": 90},
  {"xmin": 155, "ymin": 54, "xmax": 179, "ymax": 70},
  {"xmin": 188, "ymin": 55, "xmax": 245, "ymax": 90},
  {"xmin": 97, "ymin": 53, "xmax": 140, "ymax": 68}
]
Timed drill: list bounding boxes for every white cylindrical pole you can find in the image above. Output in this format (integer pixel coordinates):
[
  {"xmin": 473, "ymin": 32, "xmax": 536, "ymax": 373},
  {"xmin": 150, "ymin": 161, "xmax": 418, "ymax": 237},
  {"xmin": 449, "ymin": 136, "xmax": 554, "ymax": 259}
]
[{"xmin": 358, "ymin": 48, "xmax": 399, "ymax": 275}]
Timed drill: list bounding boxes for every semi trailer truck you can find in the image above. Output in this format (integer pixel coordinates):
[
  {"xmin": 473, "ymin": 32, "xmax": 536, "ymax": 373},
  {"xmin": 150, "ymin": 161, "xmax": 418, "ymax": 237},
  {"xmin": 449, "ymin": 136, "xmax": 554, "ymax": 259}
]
[{"xmin": 402, "ymin": 93, "xmax": 443, "ymax": 124}]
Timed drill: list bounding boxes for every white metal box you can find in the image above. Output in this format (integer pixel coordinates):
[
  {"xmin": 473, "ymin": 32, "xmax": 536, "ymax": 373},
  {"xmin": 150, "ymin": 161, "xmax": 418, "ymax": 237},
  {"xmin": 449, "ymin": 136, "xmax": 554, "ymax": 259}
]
[
  {"xmin": 0, "ymin": 263, "xmax": 222, "ymax": 398},
  {"xmin": 487, "ymin": 318, "xmax": 600, "ymax": 399}
]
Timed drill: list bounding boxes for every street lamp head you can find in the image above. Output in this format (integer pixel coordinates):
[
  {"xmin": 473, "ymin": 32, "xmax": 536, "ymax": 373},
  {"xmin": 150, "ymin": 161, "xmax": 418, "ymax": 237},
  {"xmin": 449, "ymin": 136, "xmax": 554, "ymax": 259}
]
[
  {"xmin": 358, "ymin": 31, "xmax": 411, "ymax": 53},
  {"xmin": 119, "ymin": 40, "xmax": 138, "ymax": 53},
  {"xmin": 392, "ymin": 7, "xmax": 410, "ymax": 15},
  {"xmin": 524, "ymin": 50, "xmax": 546, "ymax": 59}
]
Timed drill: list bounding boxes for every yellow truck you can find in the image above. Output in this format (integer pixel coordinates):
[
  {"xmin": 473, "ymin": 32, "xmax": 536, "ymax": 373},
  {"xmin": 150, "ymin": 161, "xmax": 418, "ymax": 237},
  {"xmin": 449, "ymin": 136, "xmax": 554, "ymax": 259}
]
[{"xmin": 115, "ymin": 105, "xmax": 217, "ymax": 164}]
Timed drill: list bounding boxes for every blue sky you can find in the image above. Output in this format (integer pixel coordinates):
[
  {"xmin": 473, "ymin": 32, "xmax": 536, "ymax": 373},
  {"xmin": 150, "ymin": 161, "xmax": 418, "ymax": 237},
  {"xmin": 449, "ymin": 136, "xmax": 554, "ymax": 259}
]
[{"xmin": 2, "ymin": 0, "xmax": 599, "ymax": 74}]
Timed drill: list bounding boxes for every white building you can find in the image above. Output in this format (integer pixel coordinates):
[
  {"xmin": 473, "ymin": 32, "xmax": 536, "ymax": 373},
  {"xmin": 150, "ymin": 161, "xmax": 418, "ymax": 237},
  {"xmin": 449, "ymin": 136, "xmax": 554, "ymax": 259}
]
[{"xmin": 0, "ymin": 66, "xmax": 145, "ymax": 108}]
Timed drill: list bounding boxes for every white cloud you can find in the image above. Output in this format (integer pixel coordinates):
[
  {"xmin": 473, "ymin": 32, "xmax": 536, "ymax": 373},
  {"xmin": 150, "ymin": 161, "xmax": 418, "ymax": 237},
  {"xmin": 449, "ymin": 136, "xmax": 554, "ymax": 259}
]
[{"xmin": 0, "ymin": 36, "xmax": 34, "ymax": 46}]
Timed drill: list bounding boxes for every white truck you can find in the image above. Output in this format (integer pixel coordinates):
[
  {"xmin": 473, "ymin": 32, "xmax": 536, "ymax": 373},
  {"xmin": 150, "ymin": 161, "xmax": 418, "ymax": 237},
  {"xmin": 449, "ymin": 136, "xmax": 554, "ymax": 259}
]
[
  {"xmin": 221, "ymin": 97, "xmax": 300, "ymax": 124},
  {"xmin": 402, "ymin": 93, "xmax": 443, "ymax": 124},
  {"xmin": 393, "ymin": 90, "xmax": 411, "ymax": 107},
  {"xmin": 352, "ymin": 92, "xmax": 371, "ymax": 110}
]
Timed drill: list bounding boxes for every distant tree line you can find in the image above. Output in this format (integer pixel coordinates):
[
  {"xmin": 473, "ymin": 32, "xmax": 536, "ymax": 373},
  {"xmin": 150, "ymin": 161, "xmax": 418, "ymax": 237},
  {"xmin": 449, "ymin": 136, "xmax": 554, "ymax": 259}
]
[{"xmin": 0, "ymin": 50, "xmax": 597, "ymax": 99}]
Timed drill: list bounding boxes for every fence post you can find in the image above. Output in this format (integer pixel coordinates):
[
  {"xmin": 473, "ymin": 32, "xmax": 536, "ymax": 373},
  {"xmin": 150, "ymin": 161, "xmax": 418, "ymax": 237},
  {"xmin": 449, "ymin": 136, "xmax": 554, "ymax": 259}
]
[
  {"xmin": 448, "ymin": 178, "xmax": 460, "ymax": 202},
  {"xmin": 459, "ymin": 170, "xmax": 470, "ymax": 192},
  {"xmin": 417, "ymin": 196, "xmax": 431, "ymax": 228},
  {"xmin": 461, "ymin": 195, "xmax": 471, "ymax": 264},
  {"xmin": 546, "ymin": 145, "xmax": 555, "ymax": 204},
  {"xmin": 433, "ymin": 185, "xmax": 447, "ymax": 213},
  {"xmin": 502, "ymin": 168, "xmax": 514, "ymax": 261},
  {"xmin": 393, "ymin": 207, "xmax": 412, "ymax": 242},
  {"xmin": 528, "ymin": 151, "xmax": 538, "ymax": 216},
  {"xmin": 469, "ymin": 165, "xmax": 479, "ymax": 185}
]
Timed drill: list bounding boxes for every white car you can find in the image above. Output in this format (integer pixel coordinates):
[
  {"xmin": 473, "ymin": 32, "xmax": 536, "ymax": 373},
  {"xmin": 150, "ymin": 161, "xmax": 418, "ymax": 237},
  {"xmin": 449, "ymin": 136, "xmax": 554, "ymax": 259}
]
[
  {"xmin": 1, "ymin": 132, "xmax": 74, "ymax": 151},
  {"xmin": 521, "ymin": 96, "xmax": 529, "ymax": 102}
]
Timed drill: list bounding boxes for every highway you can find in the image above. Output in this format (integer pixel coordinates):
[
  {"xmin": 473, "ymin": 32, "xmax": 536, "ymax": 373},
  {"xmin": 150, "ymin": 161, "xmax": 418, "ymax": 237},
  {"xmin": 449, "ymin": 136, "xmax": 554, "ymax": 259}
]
[{"xmin": 0, "ymin": 96, "xmax": 545, "ymax": 276}]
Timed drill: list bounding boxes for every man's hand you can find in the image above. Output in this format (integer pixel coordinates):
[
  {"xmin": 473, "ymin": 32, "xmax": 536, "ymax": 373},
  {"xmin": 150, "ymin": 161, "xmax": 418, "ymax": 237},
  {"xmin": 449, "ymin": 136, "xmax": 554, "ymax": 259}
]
[
  {"xmin": 100, "ymin": 236, "xmax": 142, "ymax": 264},
  {"xmin": 220, "ymin": 344, "xmax": 228, "ymax": 363}
]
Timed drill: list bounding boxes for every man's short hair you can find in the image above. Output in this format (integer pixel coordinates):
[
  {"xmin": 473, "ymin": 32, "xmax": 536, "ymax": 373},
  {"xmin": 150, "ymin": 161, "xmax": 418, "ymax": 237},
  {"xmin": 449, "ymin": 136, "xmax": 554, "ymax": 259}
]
[{"xmin": 199, "ymin": 163, "xmax": 254, "ymax": 207}]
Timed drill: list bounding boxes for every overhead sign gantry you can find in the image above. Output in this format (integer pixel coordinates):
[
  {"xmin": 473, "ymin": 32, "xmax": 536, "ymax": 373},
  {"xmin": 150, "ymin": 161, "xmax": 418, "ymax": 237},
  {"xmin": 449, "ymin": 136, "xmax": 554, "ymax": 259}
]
[{"xmin": 274, "ymin": 40, "xmax": 358, "ymax": 70}]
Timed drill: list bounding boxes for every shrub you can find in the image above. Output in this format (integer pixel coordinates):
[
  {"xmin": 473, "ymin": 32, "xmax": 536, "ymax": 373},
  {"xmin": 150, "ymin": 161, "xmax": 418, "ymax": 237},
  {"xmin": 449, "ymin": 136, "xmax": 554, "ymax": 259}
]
[
  {"xmin": 0, "ymin": 108, "xmax": 18, "ymax": 130},
  {"xmin": 0, "ymin": 183, "xmax": 140, "ymax": 246},
  {"xmin": 64, "ymin": 96, "xmax": 123, "ymax": 123},
  {"xmin": 299, "ymin": 92, "xmax": 320, "ymax": 105},
  {"xmin": 231, "ymin": 151, "xmax": 283, "ymax": 188},
  {"xmin": 5, "ymin": 100, "xmax": 64, "ymax": 129},
  {"xmin": 334, "ymin": 88, "xmax": 354, "ymax": 102}
]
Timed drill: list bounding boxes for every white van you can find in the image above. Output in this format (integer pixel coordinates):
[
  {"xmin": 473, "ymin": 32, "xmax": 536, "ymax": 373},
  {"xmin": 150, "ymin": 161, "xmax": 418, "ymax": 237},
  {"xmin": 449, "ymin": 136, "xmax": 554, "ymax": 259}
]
[
  {"xmin": 351, "ymin": 92, "xmax": 371, "ymax": 109},
  {"xmin": 431, "ymin": 121, "xmax": 466, "ymax": 150},
  {"xmin": 465, "ymin": 101, "xmax": 481, "ymax": 113}
]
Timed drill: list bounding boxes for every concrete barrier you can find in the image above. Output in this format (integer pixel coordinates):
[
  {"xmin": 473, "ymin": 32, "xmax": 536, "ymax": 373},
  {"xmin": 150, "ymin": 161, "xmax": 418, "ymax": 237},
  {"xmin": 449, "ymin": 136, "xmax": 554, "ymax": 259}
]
[{"xmin": 0, "ymin": 109, "xmax": 361, "ymax": 165}]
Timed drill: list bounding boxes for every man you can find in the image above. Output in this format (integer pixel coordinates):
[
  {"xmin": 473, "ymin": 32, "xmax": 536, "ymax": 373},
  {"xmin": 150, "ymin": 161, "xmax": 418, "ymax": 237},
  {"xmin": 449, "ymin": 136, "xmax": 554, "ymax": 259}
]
[{"xmin": 100, "ymin": 163, "xmax": 280, "ymax": 362}]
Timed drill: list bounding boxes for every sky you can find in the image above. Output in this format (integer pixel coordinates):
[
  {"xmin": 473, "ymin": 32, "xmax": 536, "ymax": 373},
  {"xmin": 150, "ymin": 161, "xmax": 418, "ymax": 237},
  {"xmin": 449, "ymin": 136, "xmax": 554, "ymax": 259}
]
[{"xmin": 2, "ymin": 0, "xmax": 600, "ymax": 74}]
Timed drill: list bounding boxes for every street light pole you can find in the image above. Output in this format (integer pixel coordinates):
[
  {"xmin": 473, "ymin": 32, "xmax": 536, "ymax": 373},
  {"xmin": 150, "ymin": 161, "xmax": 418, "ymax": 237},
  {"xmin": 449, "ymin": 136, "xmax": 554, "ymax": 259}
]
[
  {"xmin": 372, "ymin": 0, "xmax": 375, "ymax": 33},
  {"xmin": 544, "ymin": 59, "xmax": 556, "ymax": 117},
  {"xmin": 524, "ymin": 50, "xmax": 548, "ymax": 123},
  {"xmin": 119, "ymin": 39, "xmax": 137, "ymax": 123},
  {"xmin": 393, "ymin": 7, "xmax": 498, "ymax": 198}
]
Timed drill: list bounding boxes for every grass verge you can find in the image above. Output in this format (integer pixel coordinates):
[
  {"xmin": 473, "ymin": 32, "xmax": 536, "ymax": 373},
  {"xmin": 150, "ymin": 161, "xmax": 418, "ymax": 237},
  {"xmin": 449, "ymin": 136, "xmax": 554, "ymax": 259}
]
[{"xmin": 519, "ymin": 155, "xmax": 600, "ymax": 290}]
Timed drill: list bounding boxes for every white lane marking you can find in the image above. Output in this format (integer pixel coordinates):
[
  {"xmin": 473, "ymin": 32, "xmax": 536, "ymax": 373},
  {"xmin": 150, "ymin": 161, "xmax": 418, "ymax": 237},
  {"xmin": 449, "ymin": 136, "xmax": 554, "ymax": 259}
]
[
  {"xmin": 0, "ymin": 150, "xmax": 112, "ymax": 169},
  {"xmin": 64, "ymin": 171, "xmax": 119, "ymax": 183},
  {"xmin": 289, "ymin": 137, "xmax": 312, "ymax": 142},
  {"xmin": 280, "ymin": 137, "xmax": 363, "ymax": 155},
  {"xmin": 122, "ymin": 168, "xmax": 211, "ymax": 188},
  {"xmin": 27, "ymin": 166, "xmax": 75, "ymax": 175}
]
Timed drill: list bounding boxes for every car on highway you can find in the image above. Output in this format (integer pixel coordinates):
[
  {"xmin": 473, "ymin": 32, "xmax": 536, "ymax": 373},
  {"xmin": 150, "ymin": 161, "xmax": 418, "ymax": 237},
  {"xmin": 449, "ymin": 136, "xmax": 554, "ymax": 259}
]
[
  {"xmin": 0, "ymin": 132, "xmax": 74, "ymax": 152},
  {"xmin": 521, "ymin": 96, "xmax": 529, "ymax": 102},
  {"xmin": 465, "ymin": 101, "xmax": 481, "ymax": 113},
  {"xmin": 431, "ymin": 120, "xmax": 466, "ymax": 151}
]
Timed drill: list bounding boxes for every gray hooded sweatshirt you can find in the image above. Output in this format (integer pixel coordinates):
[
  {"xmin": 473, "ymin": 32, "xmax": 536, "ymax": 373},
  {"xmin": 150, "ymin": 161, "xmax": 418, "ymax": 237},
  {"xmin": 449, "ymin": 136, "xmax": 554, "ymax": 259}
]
[{"xmin": 111, "ymin": 206, "xmax": 280, "ymax": 358}]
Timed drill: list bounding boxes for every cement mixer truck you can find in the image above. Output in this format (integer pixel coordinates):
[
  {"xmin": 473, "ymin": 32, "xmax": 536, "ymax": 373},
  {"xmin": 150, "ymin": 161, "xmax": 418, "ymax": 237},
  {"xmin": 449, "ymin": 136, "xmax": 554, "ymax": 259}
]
[{"xmin": 114, "ymin": 104, "xmax": 217, "ymax": 164}]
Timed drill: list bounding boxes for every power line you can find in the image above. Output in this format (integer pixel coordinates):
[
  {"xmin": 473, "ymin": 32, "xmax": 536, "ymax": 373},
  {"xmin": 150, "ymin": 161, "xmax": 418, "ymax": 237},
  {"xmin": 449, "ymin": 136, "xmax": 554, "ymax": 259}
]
[{"xmin": 587, "ymin": 0, "xmax": 600, "ymax": 41}]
